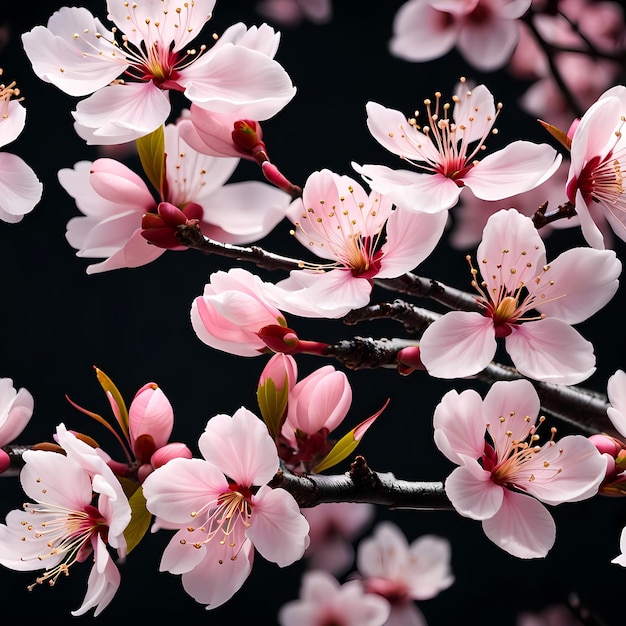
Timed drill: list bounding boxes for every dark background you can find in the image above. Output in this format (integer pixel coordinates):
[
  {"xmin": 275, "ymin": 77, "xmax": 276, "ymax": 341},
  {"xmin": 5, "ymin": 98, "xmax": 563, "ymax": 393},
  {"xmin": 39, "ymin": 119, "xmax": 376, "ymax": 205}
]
[{"xmin": 0, "ymin": 1, "xmax": 625, "ymax": 623}]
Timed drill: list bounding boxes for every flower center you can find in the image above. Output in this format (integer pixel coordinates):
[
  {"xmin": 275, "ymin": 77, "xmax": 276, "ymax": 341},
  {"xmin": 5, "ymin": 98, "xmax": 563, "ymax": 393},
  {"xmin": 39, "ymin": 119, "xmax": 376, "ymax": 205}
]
[
  {"xmin": 0, "ymin": 68, "xmax": 22, "ymax": 119},
  {"xmin": 465, "ymin": 249, "xmax": 562, "ymax": 335},
  {"xmin": 20, "ymin": 501, "xmax": 107, "ymax": 590},
  {"xmin": 400, "ymin": 77, "xmax": 502, "ymax": 180},
  {"xmin": 291, "ymin": 186, "xmax": 390, "ymax": 276},
  {"xmin": 183, "ymin": 485, "xmax": 253, "ymax": 563}
]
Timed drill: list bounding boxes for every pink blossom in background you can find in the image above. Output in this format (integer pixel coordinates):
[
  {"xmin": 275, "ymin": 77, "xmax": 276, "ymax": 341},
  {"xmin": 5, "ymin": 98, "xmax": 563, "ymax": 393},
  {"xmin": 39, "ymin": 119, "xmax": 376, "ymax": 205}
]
[
  {"xmin": 256, "ymin": 0, "xmax": 332, "ymax": 27},
  {"xmin": 263, "ymin": 168, "xmax": 447, "ymax": 318},
  {"xmin": 142, "ymin": 407, "xmax": 310, "ymax": 609},
  {"xmin": 0, "ymin": 72, "xmax": 43, "ymax": 223},
  {"xmin": 517, "ymin": 603, "xmax": 584, "ymax": 626},
  {"xmin": 355, "ymin": 521, "xmax": 454, "ymax": 626},
  {"xmin": 389, "ymin": 0, "xmax": 531, "ymax": 71},
  {"xmin": 354, "ymin": 82, "xmax": 561, "ymax": 215},
  {"xmin": 0, "ymin": 424, "xmax": 131, "ymax": 616},
  {"xmin": 433, "ymin": 379, "xmax": 607, "ymax": 558},
  {"xmin": 0, "ymin": 377, "xmax": 34, "ymax": 474},
  {"xmin": 566, "ymin": 85, "xmax": 626, "ymax": 249},
  {"xmin": 22, "ymin": 4, "xmax": 296, "ymax": 145},
  {"xmin": 448, "ymin": 157, "xmax": 576, "ymax": 251},
  {"xmin": 278, "ymin": 570, "xmax": 391, "ymax": 626},
  {"xmin": 419, "ymin": 208, "xmax": 621, "ymax": 384},
  {"xmin": 190, "ymin": 267, "xmax": 288, "ymax": 357},
  {"xmin": 302, "ymin": 502, "xmax": 375, "ymax": 575},
  {"xmin": 60, "ymin": 119, "xmax": 290, "ymax": 274}
]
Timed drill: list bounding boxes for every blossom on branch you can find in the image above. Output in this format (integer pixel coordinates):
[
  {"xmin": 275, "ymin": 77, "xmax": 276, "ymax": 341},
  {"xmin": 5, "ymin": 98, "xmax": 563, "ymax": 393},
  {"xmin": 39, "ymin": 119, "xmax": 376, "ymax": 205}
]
[
  {"xmin": 0, "ymin": 424, "xmax": 131, "ymax": 616},
  {"xmin": 433, "ymin": 379, "xmax": 607, "ymax": 558},
  {"xmin": 22, "ymin": 4, "xmax": 296, "ymax": 145},
  {"xmin": 566, "ymin": 85, "xmax": 626, "ymax": 249},
  {"xmin": 263, "ymin": 168, "xmax": 447, "ymax": 317},
  {"xmin": 389, "ymin": 0, "xmax": 531, "ymax": 71},
  {"xmin": 0, "ymin": 69, "xmax": 43, "ymax": 223},
  {"xmin": 142, "ymin": 406, "xmax": 310, "ymax": 609},
  {"xmin": 419, "ymin": 208, "xmax": 621, "ymax": 384},
  {"xmin": 353, "ymin": 81, "xmax": 561, "ymax": 215},
  {"xmin": 60, "ymin": 120, "xmax": 290, "ymax": 273}
]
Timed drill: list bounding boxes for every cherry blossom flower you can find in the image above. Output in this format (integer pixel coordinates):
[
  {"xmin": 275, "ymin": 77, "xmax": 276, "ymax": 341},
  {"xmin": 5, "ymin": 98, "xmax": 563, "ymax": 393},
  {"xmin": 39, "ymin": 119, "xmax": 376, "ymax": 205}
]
[
  {"xmin": 355, "ymin": 521, "xmax": 454, "ymax": 626},
  {"xmin": 389, "ymin": 1, "xmax": 532, "ymax": 72},
  {"xmin": 0, "ymin": 424, "xmax": 131, "ymax": 616},
  {"xmin": 566, "ymin": 85, "xmax": 626, "ymax": 249},
  {"xmin": 0, "ymin": 69, "xmax": 43, "ymax": 223},
  {"xmin": 141, "ymin": 406, "xmax": 310, "ymax": 609},
  {"xmin": 22, "ymin": 4, "xmax": 296, "ymax": 145},
  {"xmin": 419, "ymin": 208, "xmax": 621, "ymax": 384},
  {"xmin": 263, "ymin": 168, "xmax": 447, "ymax": 318},
  {"xmin": 354, "ymin": 81, "xmax": 561, "ymax": 215},
  {"xmin": 191, "ymin": 267, "xmax": 289, "ymax": 357},
  {"xmin": 433, "ymin": 379, "xmax": 607, "ymax": 558},
  {"xmin": 0, "ymin": 377, "xmax": 34, "ymax": 474},
  {"xmin": 278, "ymin": 570, "xmax": 391, "ymax": 626},
  {"xmin": 302, "ymin": 502, "xmax": 375, "ymax": 575},
  {"xmin": 59, "ymin": 118, "xmax": 290, "ymax": 274}
]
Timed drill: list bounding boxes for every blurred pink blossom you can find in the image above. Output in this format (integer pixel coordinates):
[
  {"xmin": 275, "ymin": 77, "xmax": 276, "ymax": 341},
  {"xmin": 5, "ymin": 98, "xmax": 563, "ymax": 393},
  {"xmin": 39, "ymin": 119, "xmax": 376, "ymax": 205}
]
[{"xmin": 389, "ymin": 0, "xmax": 531, "ymax": 71}]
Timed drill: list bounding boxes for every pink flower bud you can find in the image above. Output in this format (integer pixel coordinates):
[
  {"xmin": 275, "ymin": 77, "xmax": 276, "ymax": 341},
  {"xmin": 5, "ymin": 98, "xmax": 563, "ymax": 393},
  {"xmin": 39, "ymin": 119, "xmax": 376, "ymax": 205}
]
[
  {"xmin": 150, "ymin": 441, "xmax": 193, "ymax": 469},
  {"xmin": 259, "ymin": 353, "xmax": 298, "ymax": 392},
  {"xmin": 141, "ymin": 201, "xmax": 203, "ymax": 249},
  {"xmin": 286, "ymin": 365, "xmax": 352, "ymax": 435},
  {"xmin": 231, "ymin": 119, "xmax": 267, "ymax": 157},
  {"xmin": 129, "ymin": 383, "xmax": 174, "ymax": 452},
  {"xmin": 0, "ymin": 449, "xmax": 10, "ymax": 474},
  {"xmin": 258, "ymin": 324, "xmax": 301, "ymax": 354},
  {"xmin": 589, "ymin": 433, "xmax": 624, "ymax": 457},
  {"xmin": 396, "ymin": 345, "xmax": 425, "ymax": 375}
]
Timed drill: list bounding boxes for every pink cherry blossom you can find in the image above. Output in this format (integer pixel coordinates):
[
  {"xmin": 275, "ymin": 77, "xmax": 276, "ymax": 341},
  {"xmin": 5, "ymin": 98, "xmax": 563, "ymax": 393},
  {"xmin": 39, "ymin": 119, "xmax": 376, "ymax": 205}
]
[
  {"xmin": 142, "ymin": 406, "xmax": 310, "ymax": 609},
  {"xmin": 354, "ymin": 81, "xmax": 561, "ymax": 215},
  {"xmin": 22, "ymin": 5, "xmax": 295, "ymax": 145},
  {"xmin": 302, "ymin": 502, "xmax": 375, "ymax": 575},
  {"xmin": 278, "ymin": 570, "xmax": 391, "ymax": 626},
  {"xmin": 0, "ymin": 71, "xmax": 43, "ymax": 223},
  {"xmin": 191, "ymin": 267, "xmax": 288, "ymax": 357},
  {"xmin": 389, "ymin": 1, "xmax": 532, "ymax": 72},
  {"xmin": 60, "ymin": 118, "xmax": 290, "ymax": 273},
  {"xmin": 566, "ymin": 85, "xmax": 626, "ymax": 249},
  {"xmin": 0, "ymin": 424, "xmax": 131, "ymax": 616},
  {"xmin": 263, "ymin": 168, "xmax": 447, "ymax": 318},
  {"xmin": 419, "ymin": 208, "xmax": 621, "ymax": 384},
  {"xmin": 433, "ymin": 379, "xmax": 607, "ymax": 558},
  {"xmin": 0, "ymin": 377, "xmax": 34, "ymax": 473},
  {"xmin": 356, "ymin": 521, "xmax": 453, "ymax": 626}
]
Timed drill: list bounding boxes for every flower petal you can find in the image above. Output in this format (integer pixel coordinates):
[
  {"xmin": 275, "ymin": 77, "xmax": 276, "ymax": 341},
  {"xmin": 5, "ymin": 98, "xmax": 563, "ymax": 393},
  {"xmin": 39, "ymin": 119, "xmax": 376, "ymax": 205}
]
[
  {"xmin": 419, "ymin": 311, "xmax": 496, "ymax": 378},
  {"xmin": 506, "ymin": 320, "xmax": 596, "ymax": 385},
  {"xmin": 482, "ymin": 490, "xmax": 555, "ymax": 558},
  {"xmin": 445, "ymin": 461, "xmax": 504, "ymax": 520}
]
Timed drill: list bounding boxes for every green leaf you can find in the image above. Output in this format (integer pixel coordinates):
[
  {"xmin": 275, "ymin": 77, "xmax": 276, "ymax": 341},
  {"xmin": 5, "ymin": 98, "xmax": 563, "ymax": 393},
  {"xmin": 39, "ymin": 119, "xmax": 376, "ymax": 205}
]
[
  {"xmin": 136, "ymin": 126, "xmax": 165, "ymax": 194},
  {"xmin": 257, "ymin": 375, "xmax": 289, "ymax": 440},
  {"xmin": 312, "ymin": 427, "xmax": 360, "ymax": 474},
  {"xmin": 95, "ymin": 367, "xmax": 129, "ymax": 438},
  {"xmin": 123, "ymin": 485, "xmax": 153, "ymax": 555}
]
